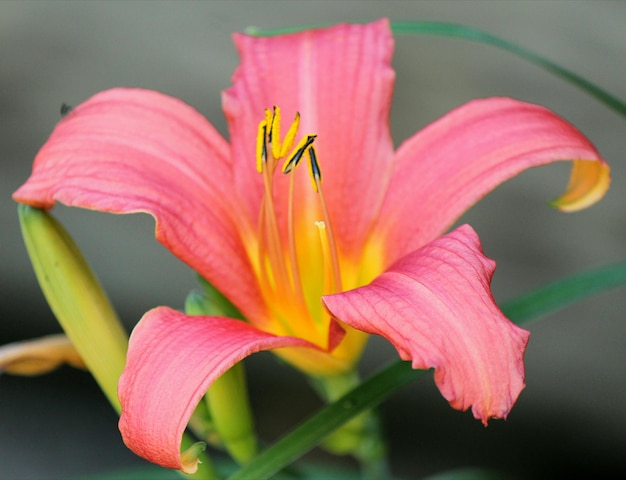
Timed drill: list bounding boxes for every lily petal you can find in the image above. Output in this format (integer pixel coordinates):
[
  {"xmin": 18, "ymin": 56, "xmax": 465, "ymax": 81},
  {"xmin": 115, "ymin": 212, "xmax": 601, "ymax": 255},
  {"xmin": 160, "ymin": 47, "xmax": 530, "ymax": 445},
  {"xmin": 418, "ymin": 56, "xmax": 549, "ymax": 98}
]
[
  {"xmin": 223, "ymin": 19, "xmax": 395, "ymax": 257},
  {"xmin": 549, "ymin": 157, "xmax": 611, "ymax": 211},
  {"xmin": 118, "ymin": 307, "xmax": 315, "ymax": 473},
  {"xmin": 323, "ymin": 225, "xmax": 530, "ymax": 424},
  {"xmin": 13, "ymin": 88, "xmax": 265, "ymax": 322},
  {"xmin": 0, "ymin": 334, "xmax": 85, "ymax": 375},
  {"xmin": 374, "ymin": 97, "xmax": 610, "ymax": 266}
]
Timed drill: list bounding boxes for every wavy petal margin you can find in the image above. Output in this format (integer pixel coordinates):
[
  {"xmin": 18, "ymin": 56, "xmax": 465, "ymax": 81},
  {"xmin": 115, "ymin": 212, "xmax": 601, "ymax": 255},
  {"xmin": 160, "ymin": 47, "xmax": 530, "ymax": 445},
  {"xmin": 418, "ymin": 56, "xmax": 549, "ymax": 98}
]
[
  {"xmin": 13, "ymin": 88, "xmax": 266, "ymax": 322},
  {"xmin": 324, "ymin": 225, "xmax": 530, "ymax": 424},
  {"xmin": 118, "ymin": 307, "xmax": 315, "ymax": 473},
  {"xmin": 223, "ymin": 19, "xmax": 395, "ymax": 257},
  {"xmin": 375, "ymin": 97, "xmax": 610, "ymax": 266}
]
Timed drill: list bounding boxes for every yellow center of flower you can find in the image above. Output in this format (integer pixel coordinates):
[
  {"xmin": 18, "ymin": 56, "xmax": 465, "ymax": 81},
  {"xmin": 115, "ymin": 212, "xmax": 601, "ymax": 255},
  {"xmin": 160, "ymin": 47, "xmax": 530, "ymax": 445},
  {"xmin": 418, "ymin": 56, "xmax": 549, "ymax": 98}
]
[{"xmin": 252, "ymin": 107, "xmax": 367, "ymax": 375}]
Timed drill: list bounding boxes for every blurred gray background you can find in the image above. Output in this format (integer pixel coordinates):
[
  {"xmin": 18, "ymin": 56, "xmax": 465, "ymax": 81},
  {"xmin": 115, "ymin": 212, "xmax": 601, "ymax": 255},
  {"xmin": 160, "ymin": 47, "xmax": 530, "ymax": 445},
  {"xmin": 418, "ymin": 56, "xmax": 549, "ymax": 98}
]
[{"xmin": 1, "ymin": 1, "xmax": 625, "ymax": 479}]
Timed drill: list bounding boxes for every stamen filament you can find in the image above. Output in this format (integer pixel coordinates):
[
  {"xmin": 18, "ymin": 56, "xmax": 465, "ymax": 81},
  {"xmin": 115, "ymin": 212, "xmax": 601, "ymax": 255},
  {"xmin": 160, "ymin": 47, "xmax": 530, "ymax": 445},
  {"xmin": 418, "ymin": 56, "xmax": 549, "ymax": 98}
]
[
  {"xmin": 315, "ymin": 221, "xmax": 333, "ymax": 294},
  {"xmin": 255, "ymin": 107, "xmax": 344, "ymax": 339},
  {"xmin": 287, "ymin": 170, "xmax": 305, "ymax": 302},
  {"xmin": 255, "ymin": 197, "xmax": 272, "ymax": 287},
  {"xmin": 256, "ymin": 117, "xmax": 285, "ymax": 290},
  {"xmin": 261, "ymin": 160, "xmax": 291, "ymax": 294},
  {"xmin": 309, "ymin": 147, "xmax": 342, "ymax": 293},
  {"xmin": 270, "ymin": 106, "xmax": 282, "ymax": 160},
  {"xmin": 256, "ymin": 196, "xmax": 295, "ymax": 336}
]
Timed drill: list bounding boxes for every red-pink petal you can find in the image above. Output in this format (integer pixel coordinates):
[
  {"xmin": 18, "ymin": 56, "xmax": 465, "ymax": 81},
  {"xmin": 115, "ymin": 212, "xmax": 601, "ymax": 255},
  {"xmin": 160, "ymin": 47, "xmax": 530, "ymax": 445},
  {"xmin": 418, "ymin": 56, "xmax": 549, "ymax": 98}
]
[
  {"xmin": 375, "ymin": 97, "xmax": 609, "ymax": 267},
  {"xmin": 13, "ymin": 88, "xmax": 266, "ymax": 322},
  {"xmin": 323, "ymin": 225, "xmax": 530, "ymax": 424},
  {"xmin": 223, "ymin": 19, "xmax": 395, "ymax": 258},
  {"xmin": 118, "ymin": 307, "xmax": 315, "ymax": 473}
]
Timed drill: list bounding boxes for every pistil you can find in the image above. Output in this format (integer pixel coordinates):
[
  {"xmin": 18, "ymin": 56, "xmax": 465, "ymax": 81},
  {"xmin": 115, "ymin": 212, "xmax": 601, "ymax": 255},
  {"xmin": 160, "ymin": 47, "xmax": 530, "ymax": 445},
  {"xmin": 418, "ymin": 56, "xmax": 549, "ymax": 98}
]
[{"xmin": 307, "ymin": 147, "xmax": 342, "ymax": 293}]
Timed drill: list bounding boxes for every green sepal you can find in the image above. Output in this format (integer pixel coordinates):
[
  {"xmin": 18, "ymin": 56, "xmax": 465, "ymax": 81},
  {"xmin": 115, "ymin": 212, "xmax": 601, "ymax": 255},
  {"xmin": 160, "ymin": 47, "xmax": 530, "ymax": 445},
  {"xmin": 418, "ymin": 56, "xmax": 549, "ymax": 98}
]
[
  {"xmin": 18, "ymin": 206, "xmax": 219, "ymax": 479},
  {"xmin": 186, "ymin": 389, "xmax": 222, "ymax": 449},
  {"xmin": 185, "ymin": 284, "xmax": 258, "ymax": 465},
  {"xmin": 195, "ymin": 275, "xmax": 245, "ymax": 320},
  {"xmin": 17, "ymin": 205, "xmax": 128, "ymax": 412},
  {"xmin": 206, "ymin": 362, "xmax": 257, "ymax": 465}
]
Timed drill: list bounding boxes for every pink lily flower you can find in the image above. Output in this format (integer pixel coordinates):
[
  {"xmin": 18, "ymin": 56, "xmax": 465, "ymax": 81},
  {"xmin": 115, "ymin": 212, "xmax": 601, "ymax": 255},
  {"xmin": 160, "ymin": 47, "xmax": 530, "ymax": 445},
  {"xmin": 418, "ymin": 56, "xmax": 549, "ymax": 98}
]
[{"xmin": 13, "ymin": 19, "xmax": 609, "ymax": 473}]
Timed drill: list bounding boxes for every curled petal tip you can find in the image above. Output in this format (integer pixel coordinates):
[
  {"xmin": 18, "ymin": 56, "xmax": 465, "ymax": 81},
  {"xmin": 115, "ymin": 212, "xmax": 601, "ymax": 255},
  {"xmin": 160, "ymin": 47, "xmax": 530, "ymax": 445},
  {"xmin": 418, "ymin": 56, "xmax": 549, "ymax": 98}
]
[
  {"xmin": 324, "ymin": 226, "xmax": 530, "ymax": 424},
  {"xmin": 0, "ymin": 334, "xmax": 86, "ymax": 376},
  {"xmin": 180, "ymin": 442, "xmax": 207, "ymax": 474},
  {"xmin": 118, "ymin": 307, "xmax": 318, "ymax": 471},
  {"xmin": 550, "ymin": 158, "xmax": 610, "ymax": 212}
]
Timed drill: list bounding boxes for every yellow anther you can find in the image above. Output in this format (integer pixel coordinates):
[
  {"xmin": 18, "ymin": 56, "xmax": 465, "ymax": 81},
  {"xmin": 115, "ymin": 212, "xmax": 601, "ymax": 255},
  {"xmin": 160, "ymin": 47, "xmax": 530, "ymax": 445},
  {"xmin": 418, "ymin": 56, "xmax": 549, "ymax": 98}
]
[
  {"xmin": 256, "ymin": 119, "xmax": 268, "ymax": 173},
  {"xmin": 307, "ymin": 146, "xmax": 322, "ymax": 192},
  {"xmin": 280, "ymin": 112, "xmax": 301, "ymax": 158},
  {"xmin": 282, "ymin": 135, "xmax": 316, "ymax": 174},
  {"xmin": 264, "ymin": 108, "xmax": 274, "ymax": 135},
  {"xmin": 270, "ymin": 106, "xmax": 282, "ymax": 159}
]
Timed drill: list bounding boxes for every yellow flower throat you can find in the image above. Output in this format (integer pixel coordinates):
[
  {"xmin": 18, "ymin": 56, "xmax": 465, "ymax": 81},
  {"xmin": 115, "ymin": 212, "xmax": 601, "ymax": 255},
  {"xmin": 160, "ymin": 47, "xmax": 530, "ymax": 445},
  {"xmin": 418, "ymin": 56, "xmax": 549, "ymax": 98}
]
[
  {"xmin": 249, "ymin": 106, "xmax": 372, "ymax": 375},
  {"xmin": 254, "ymin": 107, "xmax": 341, "ymax": 340}
]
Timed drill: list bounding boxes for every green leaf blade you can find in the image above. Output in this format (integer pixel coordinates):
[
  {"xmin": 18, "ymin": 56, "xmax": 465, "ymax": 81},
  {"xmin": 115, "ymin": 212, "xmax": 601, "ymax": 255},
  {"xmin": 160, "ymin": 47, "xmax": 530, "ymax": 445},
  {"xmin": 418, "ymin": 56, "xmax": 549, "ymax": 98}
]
[
  {"xmin": 248, "ymin": 20, "xmax": 626, "ymax": 120},
  {"xmin": 390, "ymin": 20, "xmax": 626, "ymax": 120},
  {"xmin": 228, "ymin": 362, "xmax": 425, "ymax": 480},
  {"xmin": 502, "ymin": 261, "xmax": 626, "ymax": 326}
]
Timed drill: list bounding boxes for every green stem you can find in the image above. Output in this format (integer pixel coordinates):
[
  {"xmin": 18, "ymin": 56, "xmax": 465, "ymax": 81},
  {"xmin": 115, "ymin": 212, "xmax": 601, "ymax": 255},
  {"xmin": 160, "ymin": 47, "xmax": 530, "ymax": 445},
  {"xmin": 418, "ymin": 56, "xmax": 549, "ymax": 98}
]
[
  {"xmin": 228, "ymin": 362, "xmax": 424, "ymax": 480},
  {"xmin": 185, "ymin": 285, "xmax": 258, "ymax": 465},
  {"xmin": 206, "ymin": 362, "xmax": 257, "ymax": 464},
  {"xmin": 311, "ymin": 371, "xmax": 388, "ymax": 477}
]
